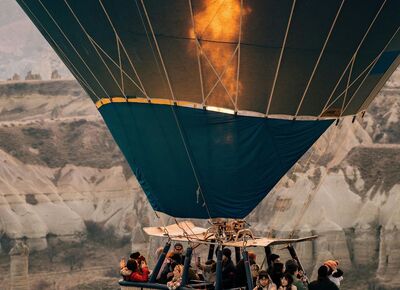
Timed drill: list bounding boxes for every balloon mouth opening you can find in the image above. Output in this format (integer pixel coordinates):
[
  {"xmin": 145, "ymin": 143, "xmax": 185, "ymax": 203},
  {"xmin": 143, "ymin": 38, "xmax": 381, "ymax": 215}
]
[{"xmin": 96, "ymin": 97, "xmax": 341, "ymax": 120}]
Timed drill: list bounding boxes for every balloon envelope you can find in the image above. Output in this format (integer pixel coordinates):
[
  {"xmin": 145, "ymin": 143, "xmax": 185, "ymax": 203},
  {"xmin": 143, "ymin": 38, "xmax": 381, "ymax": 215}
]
[{"xmin": 16, "ymin": 0, "xmax": 400, "ymax": 218}]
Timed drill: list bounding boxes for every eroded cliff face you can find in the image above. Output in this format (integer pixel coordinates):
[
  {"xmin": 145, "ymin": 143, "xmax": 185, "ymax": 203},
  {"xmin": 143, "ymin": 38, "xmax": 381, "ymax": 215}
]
[
  {"xmin": 248, "ymin": 69, "xmax": 400, "ymax": 289},
  {"xmin": 0, "ymin": 81, "xmax": 153, "ymax": 255},
  {"xmin": 0, "ymin": 75, "xmax": 399, "ymax": 289}
]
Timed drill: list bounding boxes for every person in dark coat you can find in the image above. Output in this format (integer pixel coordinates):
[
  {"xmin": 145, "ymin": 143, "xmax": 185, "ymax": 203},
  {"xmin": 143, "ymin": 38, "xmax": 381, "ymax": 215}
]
[
  {"xmin": 158, "ymin": 253, "xmax": 182, "ymax": 284},
  {"xmin": 324, "ymin": 260, "xmax": 344, "ymax": 288},
  {"xmin": 268, "ymin": 254, "xmax": 282, "ymax": 286},
  {"xmin": 270, "ymin": 262, "xmax": 284, "ymax": 288},
  {"xmin": 173, "ymin": 243, "xmax": 185, "ymax": 264},
  {"xmin": 285, "ymin": 259, "xmax": 307, "ymax": 290},
  {"xmin": 221, "ymin": 248, "xmax": 236, "ymax": 289},
  {"xmin": 308, "ymin": 265, "xmax": 339, "ymax": 290},
  {"xmin": 235, "ymin": 251, "xmax": 257, "ymax": 287}
]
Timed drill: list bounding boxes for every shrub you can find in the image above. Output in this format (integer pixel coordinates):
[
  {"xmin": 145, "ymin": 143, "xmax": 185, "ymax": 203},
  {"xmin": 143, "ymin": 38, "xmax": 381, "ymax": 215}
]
[
  {"xmin": 33, "ymin": 280, "xmax": 52, "ymax": 290},
  {"xmin": 0, "ymin": 233, "xmax": 13, "ymax": 253},
  {"xmin": 84, "ymin": 221, "xmax": 130, "ymax": 248},
  {"xmin": 25, "ymin": 194, "xmax": 38, "ymax": 205}
]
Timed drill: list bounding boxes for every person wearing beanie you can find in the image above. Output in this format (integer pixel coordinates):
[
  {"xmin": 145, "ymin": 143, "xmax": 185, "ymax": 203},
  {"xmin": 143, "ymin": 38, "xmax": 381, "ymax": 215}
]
[
  {"xmin": 323, "ymin": 260, "xmax": 343, "ymax": 287},
  {"xmin": 254, "ymin": 270, "xmax": 277, "ymax": 290},
  {"xmin": 284, "ymin": 259, "xmax": 307, "ymax": 290},
  {"xmin": 308, "ymin": 265, "xmax": 339, "ymax": 290},
  {"xmin": 221, "ymin": 248, "xmax": 236, "ymax": 289},
  {"xmin": 323, "ymin": 260, "xmax": 338, "ymax": 270}
]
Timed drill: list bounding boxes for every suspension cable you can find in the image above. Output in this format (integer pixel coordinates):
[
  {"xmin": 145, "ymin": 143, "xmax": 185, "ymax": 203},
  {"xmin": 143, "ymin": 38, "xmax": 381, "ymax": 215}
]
[
  {"xmin": 140, "ymin": 0, "xmax": 176, "ymax": 101},
  {"xmin": 64, "ymin": 0, "xmax": 127, "ymax": 99},
  {"xmin": 266, "ymin": 0, "xmax": 297, "ymax": 116},
  {"xmin": 170, "ymin": 105, "xmax": 213, "ymax": 220},
  {"xmin": 98, "ymin": 0, "xmax": 150, "ymax": 100},
  {"xmin": 37, "ymin": 0, "xmax": 111, "ymax": 99},
  {"xmin": 19, "ymin": 0, "xmax": 100, "ymax": 101},
  {"xmin": 234, "ymin": 0, "xmax": 244, "ymax": 113},
  {"xmin": 319, "ymin": 0, "xmax": 387, "ymax": 118},
  {"xmin": 265, "ymin": 123, "xmax": 336, "ymax": 236},
  {"xmin": 201, "ymin": 43, "xmax": 238, "ymax": 107},
  {"xmin": 294, "ymin": 0, "xmax": 345, "ymax": 119},
  {"xmin": 173, "ymin": 218, "xmax": 195, "ymax": 246},
  {"xmin": 152, "ymin": 209, "xmax": 172, "ymax": 242},
  {"xmin": 188, "ymin": 0, "xmax": 205, "ymax": 105},
  {"xmin": 341, "ymin": 24, "xmax": 400, "ymax": 115},
  {"xmin": 134, "ymin": 0, "xmax": 213, "ymax": 220}
]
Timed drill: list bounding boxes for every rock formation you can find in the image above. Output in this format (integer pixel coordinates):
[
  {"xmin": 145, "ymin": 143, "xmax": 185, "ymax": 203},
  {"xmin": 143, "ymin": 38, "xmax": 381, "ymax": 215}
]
[{"xmin": 9, "ymin": 241, "xmax": 29, "ymax": 290}]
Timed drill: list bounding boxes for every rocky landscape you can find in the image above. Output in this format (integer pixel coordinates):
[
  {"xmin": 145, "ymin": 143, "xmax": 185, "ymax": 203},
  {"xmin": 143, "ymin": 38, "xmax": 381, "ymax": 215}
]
[
  {"xmin": 0, "ymin": 72, "xmax": 398, "ymax": 289},
  {"xmin": 0, "ymin": 80, "xmax": 153, "ymax": 289}
]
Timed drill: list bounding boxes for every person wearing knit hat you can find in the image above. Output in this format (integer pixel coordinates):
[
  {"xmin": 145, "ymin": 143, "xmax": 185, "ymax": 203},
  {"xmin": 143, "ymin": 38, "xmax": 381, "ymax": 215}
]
[
  {"xmin": 323, "ymin": 260, "xmax": 338, "ymax": 271},
  {"xmin": 253, "ymin": 270, "xmax": 277, "ymax": 290},
  {"xmin": 308, "ymin": 265, "xmax": 339, "ymax": 290},
  {"xmin": 323, "ymin": 260, "xmax": 343, "ymax": 287}
]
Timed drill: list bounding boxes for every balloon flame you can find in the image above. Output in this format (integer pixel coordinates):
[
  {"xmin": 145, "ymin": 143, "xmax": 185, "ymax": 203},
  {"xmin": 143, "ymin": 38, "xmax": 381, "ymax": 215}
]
[{"xmin": 190, "ymin": 0, "xmax": 250, "ymax": 108}]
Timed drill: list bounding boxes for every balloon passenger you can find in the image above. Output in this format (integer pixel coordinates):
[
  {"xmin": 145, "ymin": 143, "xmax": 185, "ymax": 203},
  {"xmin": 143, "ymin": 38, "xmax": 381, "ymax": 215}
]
[
  {"xmin": 284, "ymin": 259, "xmax": 307, "ymax": 290},
  {"xmin": 120, "ymin": 258, "xmax": 133, "ymax": 281},
  {"xmin": 253, "ymin": 270, "xmax": 277, "ymax": 290},
  {"xmin": 269, "ymin": 254, "xmax": 281, "ymax": 267},
  {"xmin": 308, "ymin": 265, "xmax": 339, "ymax": 290},
  {"xmin": 221, "ymin": 248, "xmax": 236, "ymax": 289},
  {"xmin": 235, "ymin": 251, "xmax": 257, "ymax": 287},
  {"xmin": 323, "ymin": 260, "xmax": 343, "ymax": 287},
  {"xmin": 119, "ymin": 257, "xmax": 150, "ymax": 282},
  {"xmin": 251, "ymin": 263, "xmax": 261, "ymax": 286},
  {"xmin": 269, "ymin": 262, "xmax": 285, "ymax": 287},
  {"xmin": 278, "ymin": 273, "xmax": 297, "ymax": 290},
  {"xmin": 197, "ymin": 259, "xmax": 217, "ymax": 283},
  {"xmin": 159, "ymin": 253, "xmax": 183, "ymax": 283},
  {"xmin": 167, "ymin": 264, "xmax": 184, "ymax": 290},
  {"xmin": 173, "ymin": 243, "xmax": 185, "ymax": 264}
]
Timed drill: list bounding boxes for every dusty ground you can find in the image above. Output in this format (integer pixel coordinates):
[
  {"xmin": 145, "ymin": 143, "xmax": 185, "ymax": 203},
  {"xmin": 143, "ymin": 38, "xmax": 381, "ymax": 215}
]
[{"xmin": 0, "ymin": 224, "xmax": 133, "ymax": 290}]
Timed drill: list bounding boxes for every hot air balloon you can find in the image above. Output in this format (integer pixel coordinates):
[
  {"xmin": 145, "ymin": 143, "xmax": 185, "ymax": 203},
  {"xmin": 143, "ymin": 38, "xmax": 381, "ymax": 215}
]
[{"xmin": 16, "ymin": 0, "xmax": 400, "ymax": 289}]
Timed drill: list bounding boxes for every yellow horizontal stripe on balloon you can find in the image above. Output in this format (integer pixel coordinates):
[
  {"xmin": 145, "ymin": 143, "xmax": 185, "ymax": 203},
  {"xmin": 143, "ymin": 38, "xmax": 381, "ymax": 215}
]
[{"xmin": 95, "ymin": 97, "xmax": 340, "ymax": 121}]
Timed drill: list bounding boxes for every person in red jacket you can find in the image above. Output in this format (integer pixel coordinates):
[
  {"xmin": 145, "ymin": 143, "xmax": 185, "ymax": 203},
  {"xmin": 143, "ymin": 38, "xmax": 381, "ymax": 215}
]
[{"xmin": 127, "ymin": 258, "xmax": 150, "ymax": 282}]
